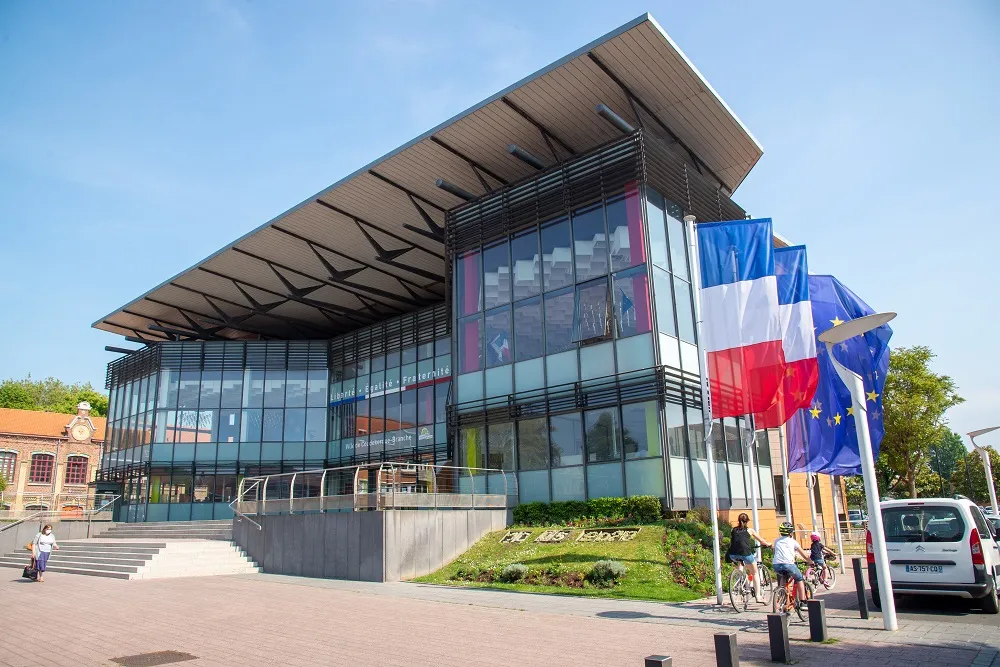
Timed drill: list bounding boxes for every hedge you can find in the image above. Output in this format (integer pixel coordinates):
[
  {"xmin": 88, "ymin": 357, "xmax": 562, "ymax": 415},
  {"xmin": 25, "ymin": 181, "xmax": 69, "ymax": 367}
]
[{"xmin": 512, "ymin": 495, "xmax": 662, "ymax": 526}]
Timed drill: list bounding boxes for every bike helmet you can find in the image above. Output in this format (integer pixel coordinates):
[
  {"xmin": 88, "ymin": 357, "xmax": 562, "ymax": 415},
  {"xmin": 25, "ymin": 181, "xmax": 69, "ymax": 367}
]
[
  {"xmin": 810, "ymin": 532, "xmax": 821, "ymax": 542},
  {"xmin": 778, "ymin": 522, "xmax": 794, "ymax": 536}
]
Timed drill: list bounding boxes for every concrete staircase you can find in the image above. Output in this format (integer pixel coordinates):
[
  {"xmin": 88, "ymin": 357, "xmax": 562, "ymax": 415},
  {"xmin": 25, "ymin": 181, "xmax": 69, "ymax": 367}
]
[
  {"xmin": 99, "ymin": 519, "xmax": 233, "ymax": 541},
  {"xmin": 0, "ymin": 521, "xmax": 260, "ymax": 580}
]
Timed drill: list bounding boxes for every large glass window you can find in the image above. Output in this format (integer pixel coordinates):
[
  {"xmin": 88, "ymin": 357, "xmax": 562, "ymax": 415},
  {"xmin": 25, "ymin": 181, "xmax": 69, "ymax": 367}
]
[
  {"xmin": 487, "ymin": 422, "xmax": 515, "ymax": 472},
  {"xmin": 549, "ymin": 412, "xmax": 583, "ymax": 467},
  {"xmin": 307, "ymin": 369, "xmax": 327, "ymax": 407},
  {"xmin": 458, "ymin": 315, "xmax": 482, "ymax": 373},
  {"xmin": 686, "ymin": 407, "xmax": 706, "ymax": 459},
  {"xmin": 285, "ymin": 370, "xmax": 308, "ymax": 407},
  {"xmin": 459, "ymin": 426, "xmax": 485, "ymax": 469},
  {"xmin": 574, "ymin": 279, "xmax": 610, "ymax": 342},
  {"xmin": 199, "ymin": 371, "xmax": 221, "ymax": 409},
  {"xmin": 484, "ymin": 307, "xmax": 512, "ymax": 367},
  {"xmin": 653, "ymin": 267, "xmax": 677, "ymax": 337},
  {"xmin": 622, "ymin": 401, "xmax": 660, "ymax": 459},
  {"xmin": 263, "ymin": 369, "xmax": 286, "ymax": 408},
  {"xmin": 0, "ymin": 451, "xmax": 15, "ymax": 482},
  {"xmin": 673, "ymin": 277, "xmax": 696, "ymax": 344},
  {"xmin": 666, "ymin": 403, "xmax": 687, "ymax": 458},
  {"xmin": 514, "ymin": 297, "xmax": 543, "ymax": 361},
  {"xmin": 517, "ymin": 417, "xmax": 548, "ymax": 470},
  {"xmin": 585, "ymin": 407, "xmax": 620, "ymax": 463},
  {"xmin": 543, "ymin": 288, "xmax": 574, "ymax": 355},
  {"xmin": 284, "ymin": 408, "xmax": 306, "ymax": 441},
  {"xmin": 457, "ymin": 251, "xmax": 482, "ymax": 316},
  {"xmin": 541, "ymin": 217, "xmax": 573, "ymax": 292},
  {"xmin": 177, "ymin": 370, "xmax": 200, "ymax": 410},
  {"xmin": 607, "ymin": 187, "xmax": 644, "ymax": 272},
  {"xmin": 221, "ymin": 371, "xmax": 243, "ymax": 408},
  {"xmin": 262, "ymin": 409, "xmax": 284, "ymax": 441},
  {"xmin": 666, "ymin": 210, "xmax": 689, "ymax": 280},
  {"xmin": 242, "ymin": 370, "xmax": 265, "ymax": 408},
  {"xmin": 573, "ymin": 204, "xmax": 607, "ymax": 282},
  {"xmin": 646, "ymin": 190, "xmax": 668, "ymax": 270},
  {"xmin": 482, "ymin": 241, "xmax": 510, "ymax": 310},
  {"xmin": 613, "ymin": 266, "xmax": 651, "ymax": 338},
  {"xmin": 510, "ymin": 229, "xmax": 541, "ymax": 301}
]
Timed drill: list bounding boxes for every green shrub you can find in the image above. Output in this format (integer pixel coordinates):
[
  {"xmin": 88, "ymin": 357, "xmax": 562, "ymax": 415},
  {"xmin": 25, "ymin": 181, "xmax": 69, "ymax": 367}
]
[
  {"xmin": 548, "ymin": 500, "xmax": 589, "ymax": 524},
  {"xmin": 587, "ymin": 559, "xmax": 627, "ymax": 586},
  {"xmin": 662, "ymin": 528, "xmax": 733, "ymax": 596},
  {"xmin": 624, "ymin": 496, "xmax": 662, "ymax": 523},
  {"xmin": 512, "ymin": 502, "xmax": 550, "ymax": 526},
  {"xmin": 499, "ymin": 563, "xmax": 528, "ymax": 583},
  {"xmin": 587, "ymin": 496, "xmax": 626, "ymax": 519}
]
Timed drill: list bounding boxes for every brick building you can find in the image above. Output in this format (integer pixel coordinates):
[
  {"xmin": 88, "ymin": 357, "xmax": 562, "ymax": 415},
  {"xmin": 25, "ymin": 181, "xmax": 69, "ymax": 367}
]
[{"xmin": 0, "ymin": 403, "xmax": 105, "ymax": 513}]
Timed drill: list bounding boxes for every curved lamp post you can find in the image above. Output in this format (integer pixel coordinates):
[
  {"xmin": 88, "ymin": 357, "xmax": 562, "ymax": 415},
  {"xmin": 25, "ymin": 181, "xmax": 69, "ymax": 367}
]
[
  {"xmin": 969, "ymin": 427, "xmax": 1000, "ymax": 516},
  {"xmin": 818, "ymin": 311, "xmax": 898, "ymax": 631}
]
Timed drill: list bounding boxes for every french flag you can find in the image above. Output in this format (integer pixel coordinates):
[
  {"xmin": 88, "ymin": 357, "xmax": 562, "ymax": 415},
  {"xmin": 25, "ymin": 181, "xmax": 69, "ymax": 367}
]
[
  {"xmin": 697, "ymin": 218, "xmax": 786, "ymax": 419},
  {"xmin": 753, "ymin": 245, "xmax": 819, "ymax": 428}
]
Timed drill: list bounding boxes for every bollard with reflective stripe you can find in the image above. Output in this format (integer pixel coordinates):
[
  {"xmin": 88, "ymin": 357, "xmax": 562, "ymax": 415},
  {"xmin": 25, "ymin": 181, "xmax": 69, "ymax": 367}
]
[
  {"xmin": 644, "ymin": 657, "xmax": 672, "ymax": 667},
  {"xmin": 767, "ymin": 613, "xmax": 791, "ymax": 663},
  {"xmin": 714, "ymin": 631, "xmax": 739, "ymax": 667},
  {"xmin": 807, "ymin": 598, "xmax": 829, "ymax": 642},
  {"xmin": 852, "ymin": 557, "xmax": 870, "ymax": 620}
]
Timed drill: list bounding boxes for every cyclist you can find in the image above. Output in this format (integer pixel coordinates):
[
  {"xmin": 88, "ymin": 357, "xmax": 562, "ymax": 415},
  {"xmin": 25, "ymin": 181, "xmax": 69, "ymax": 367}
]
[
  {"xmin": 809, "ymin": 532, "xmax": 836, "ymax": 571},
  {"xmin": 727, "ymin": 512, "xmax": 771, "ymax": 597},
  {"xmin": 772, "ymin": 522, "xmax": 813, "ymax": 606}
]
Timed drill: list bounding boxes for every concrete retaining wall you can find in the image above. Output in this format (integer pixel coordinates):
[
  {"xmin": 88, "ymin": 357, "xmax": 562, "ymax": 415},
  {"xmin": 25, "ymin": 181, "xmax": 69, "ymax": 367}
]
[
  {"xmin": 233, "ymin": 509, "xmax": 509, "ymax": 582},
  {"xmin": 0, "ymin": 519, "xmax": 115, "ymax": 557}
]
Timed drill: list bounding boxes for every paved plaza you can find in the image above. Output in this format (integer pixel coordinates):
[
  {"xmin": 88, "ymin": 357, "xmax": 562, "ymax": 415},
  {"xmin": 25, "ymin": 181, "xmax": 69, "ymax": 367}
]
[{"xmin": 1, "ymin": 571, "xmax": 997, "ymax": 667}]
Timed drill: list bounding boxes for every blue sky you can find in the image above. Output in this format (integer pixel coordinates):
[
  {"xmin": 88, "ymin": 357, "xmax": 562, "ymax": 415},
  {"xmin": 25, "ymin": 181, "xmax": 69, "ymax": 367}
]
[{"xmin": 1, "ymin": 1, "xmax": 997, "ymax": 447}]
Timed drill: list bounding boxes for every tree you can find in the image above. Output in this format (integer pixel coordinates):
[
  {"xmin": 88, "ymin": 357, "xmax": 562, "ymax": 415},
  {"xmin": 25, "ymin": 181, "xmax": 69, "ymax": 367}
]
[
  {"xmin": 844, "ymin": 476, "xmax": 866, "ymax": 508},
  {"xmin": 951, "ymin": 446, "xmax": 1000, "ymax": 506},
  {"xmin": 880, "ymin": 346, "xmax": 964, "ymax": 498},
  {"xmin": 0, "ymin": 376, "xmax": 109, "ymax": 417},
  {"xmin": 0, "ymin": 474, "xmax": 6, "ymax": 495},
  {"xmin": 928, "ymin": 430, "xmax": 966, "ymax": 495}
]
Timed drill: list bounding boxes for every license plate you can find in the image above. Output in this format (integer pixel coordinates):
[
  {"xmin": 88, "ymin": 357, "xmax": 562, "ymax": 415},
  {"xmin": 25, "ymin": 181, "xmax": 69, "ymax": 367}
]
[{"xmin": 905, "ymin": 564, "xmax": 943, "ymax": 574}]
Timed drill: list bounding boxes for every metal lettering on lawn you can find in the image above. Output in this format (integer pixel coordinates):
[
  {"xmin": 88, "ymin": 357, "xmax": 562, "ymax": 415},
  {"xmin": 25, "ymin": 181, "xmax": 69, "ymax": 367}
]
[
  {"xmin": 576, "ymin": 528, "xmax": 640, "ymax": 543},
  {"xmin": 500, "ymin": 530, "xmax": 532, "ymax": 544},
  {"xmin": 534, "ymin": 529, "xmax": 572, "ymax": 543}
]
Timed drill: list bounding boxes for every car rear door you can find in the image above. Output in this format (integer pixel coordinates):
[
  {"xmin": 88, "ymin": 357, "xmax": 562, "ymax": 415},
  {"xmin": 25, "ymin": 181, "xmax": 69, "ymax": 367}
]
[{"xmin": 882, "ymin": 503, "xmax": 974, "ymax": 585}]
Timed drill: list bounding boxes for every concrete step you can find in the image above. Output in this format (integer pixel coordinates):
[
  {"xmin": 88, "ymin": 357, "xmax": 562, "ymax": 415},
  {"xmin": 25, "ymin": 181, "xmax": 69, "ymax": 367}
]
[
  {"xmin": 100, "ymin": 533, "xmax": 232, "ymax": 540},
  {"xmin": 2, "ymin": 553, "xmax": 153, "ymax": 566},
  {"xmin": 0, "ymin": 560, "xmax": 132, "ymax": 580},
  {"xmin": 0, "ymin": 557, "xmax": 140, "ymax": 574},
  {"xmin": 59, "ymin": 541, "xmax": 168, "ymax": 550},
  {"xmin": 113, "ymin": 520, "xmax": 231, "ymax": 527}
]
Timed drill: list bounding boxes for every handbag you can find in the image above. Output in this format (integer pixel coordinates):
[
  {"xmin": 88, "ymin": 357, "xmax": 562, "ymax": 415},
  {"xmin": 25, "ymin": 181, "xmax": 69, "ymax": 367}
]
[
  {"xmin": 24, "ymin": 542, "xmax": 34, "ymax": 552},
  {"xmin": 22, "ymin": 558, "xmax": 38, "ymax": 581}
]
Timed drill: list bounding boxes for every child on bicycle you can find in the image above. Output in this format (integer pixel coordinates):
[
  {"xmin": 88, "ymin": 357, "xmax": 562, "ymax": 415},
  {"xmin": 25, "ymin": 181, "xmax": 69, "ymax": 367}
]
[
  {"xmin": 772, "ymin": 522, "xmax": 813, "ymax": 605},
  {"xmin": 809, "ymin": 532, "xmax": 836, "ymax": 568},
  {"xmin": 727, "ymin": 512, "xmax": 771, "ymax": 597}
]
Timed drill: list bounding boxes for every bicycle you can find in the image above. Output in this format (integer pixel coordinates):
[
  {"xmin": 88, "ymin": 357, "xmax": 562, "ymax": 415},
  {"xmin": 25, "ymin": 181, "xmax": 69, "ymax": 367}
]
[
  {"xmin": 771, "ymin": 570, "xmax": 815, "ymax": 621},
  {"xmin": 728, "ymin": 549, "xmax": 773, "ymax": 613},
  {"xmin": 805, "ymin": 561, "xmax": 838, "ymax": 590}
]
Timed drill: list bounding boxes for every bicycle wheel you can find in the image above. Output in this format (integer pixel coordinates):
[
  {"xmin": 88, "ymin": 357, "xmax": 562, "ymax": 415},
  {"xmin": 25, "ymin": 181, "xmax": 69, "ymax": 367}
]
[
  {"xmin": 729, "ymin": 569, "xmax": 750, "ymax": 612},
  {"xmin": 822, "ymin": 564, "xmax": 837, "ymax": 589},
  {"xmin": 771, "ymin": 587, "xmax": 788, "ymax": 615},
  {"xmin": 758, "ymin": 567, "xmax": 773, "ymax": 601},
  {"xmin": 795, "ymin": 582, "xmax": 815, "ymax": 622}
]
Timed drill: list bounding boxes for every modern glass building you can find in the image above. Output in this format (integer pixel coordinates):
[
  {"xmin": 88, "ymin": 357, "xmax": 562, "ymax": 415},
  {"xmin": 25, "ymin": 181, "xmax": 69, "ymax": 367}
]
[{"xmin": 94, "ymin": 13, "xmax": 778, "ymax": 521}]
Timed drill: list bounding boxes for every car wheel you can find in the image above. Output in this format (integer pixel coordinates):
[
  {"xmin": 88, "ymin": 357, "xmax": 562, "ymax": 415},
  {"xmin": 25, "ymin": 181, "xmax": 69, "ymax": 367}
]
[{"xmin": 982, "ymin": 579, "xmax": 1000, "ymax": 615}]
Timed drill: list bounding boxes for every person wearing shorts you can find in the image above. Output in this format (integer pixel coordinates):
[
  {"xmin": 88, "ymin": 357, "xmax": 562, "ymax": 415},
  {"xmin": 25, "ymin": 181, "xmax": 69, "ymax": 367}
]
[
  {"xmin": 772, "ymin": 522, "xmax": 812, "ymax": 603},
  {"xmin": 727, "ymin": 513, "xmax": 771, "ymax": 596}
]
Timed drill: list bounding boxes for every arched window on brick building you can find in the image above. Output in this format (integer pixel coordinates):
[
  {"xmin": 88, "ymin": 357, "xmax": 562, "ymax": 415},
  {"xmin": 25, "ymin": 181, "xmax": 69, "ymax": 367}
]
[{"xmin": 29, "ymin": 453, "xmax": 54, "ymax": 484}]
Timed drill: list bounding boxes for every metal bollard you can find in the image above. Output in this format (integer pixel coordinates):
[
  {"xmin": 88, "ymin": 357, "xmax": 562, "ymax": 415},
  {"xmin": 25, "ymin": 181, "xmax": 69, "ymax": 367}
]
[
  {"xmin": 767, "ymin": 613, "xmax": 791, "ymax": 664},
  {"xmin": 644, "ymin": 657, "xmax": 673, "ymax": 667},
  {"xmin": 714, "ymin": 632, "xmax": 739, "ymax": 667},
  {"xmin": 807, "ymin": 599, "xmax": 828, "ymax": 641},
  {"xmin": 852, "ymin": 557, "xmax": 869, "ymax": 620}
]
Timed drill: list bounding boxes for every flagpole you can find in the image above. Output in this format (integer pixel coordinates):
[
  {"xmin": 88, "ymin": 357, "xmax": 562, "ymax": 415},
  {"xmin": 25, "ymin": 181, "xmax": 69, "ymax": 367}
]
[
  {"xmin": 685, "ymin": 214, "xmax": 725, "ymax": 607},
  {"xmin": 807, "ymin": 473, "xmax": 819, "ymax": 533},
  {"xmin": 741, "ymin": 414, "xmax": 762, "ymax": 598},
  {"xmin": 778, "ymin": 427, "xmax": 794, "ymax": 529},
  {"xmin": 830, "ymin": 475, "xmax": 847, "ymax": 574}
]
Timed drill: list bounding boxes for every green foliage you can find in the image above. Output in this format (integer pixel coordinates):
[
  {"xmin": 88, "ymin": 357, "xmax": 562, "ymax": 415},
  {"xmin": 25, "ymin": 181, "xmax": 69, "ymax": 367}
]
[
  {"xmin": 881, "ymin": 346, "xmax": 964, "ymax": 498},
  {"xmin": 952, "ymin": 446, "xmax": 1000, "ymax": 506},
  {"xmin": 661, "ymin": 527, "xmax": 732, "ymax": 596},
  {"xmin": 511, "ymin": 495, "xmax": 662, "ymax": 526},
  {"xmin": 844, "ymin": 476, "xmax": 866, "ymax": 509},
  {"xmin": 0, "ymin": 376, "xmax": 109, "ymax": 417},
  {"xmin": 0, "ymin": 475, "xmax": 6, "ymax": 494},
  {"xmin": 587, "ymin": 560, "xmax": 626, "ymax": 586},
  {"xmin": 928, "ymin": 430, "xmax": 967, "ymax": 493},
  {"xmin": 499, "ymin": 563, "xmax": 528, "ymax": 583}
]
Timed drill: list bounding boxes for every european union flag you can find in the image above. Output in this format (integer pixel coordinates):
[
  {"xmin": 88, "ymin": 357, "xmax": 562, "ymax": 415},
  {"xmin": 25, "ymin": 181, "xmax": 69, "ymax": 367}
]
[{"xmin": 786, "ymin": 275, "xmax": 892, "ymax": 476}]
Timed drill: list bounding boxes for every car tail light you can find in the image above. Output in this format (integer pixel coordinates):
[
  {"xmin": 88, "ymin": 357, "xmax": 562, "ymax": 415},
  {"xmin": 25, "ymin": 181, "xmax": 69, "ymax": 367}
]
[
  {"xmin": 971, "ymin": 528, "xmax": 985, "ymax": 566},
  {"xmin": 866, "ymin": 529, "xmax": 875, "ymax": 564}
]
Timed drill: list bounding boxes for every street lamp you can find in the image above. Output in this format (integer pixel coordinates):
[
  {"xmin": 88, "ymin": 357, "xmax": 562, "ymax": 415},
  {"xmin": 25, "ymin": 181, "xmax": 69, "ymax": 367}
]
[
  {"xmin": 969, "ymin": 427, "xmax": 1000, "ymax": 516},
  {"xmin": 818, "ymin": 311, "xmax": 898, "ymax": 632}
]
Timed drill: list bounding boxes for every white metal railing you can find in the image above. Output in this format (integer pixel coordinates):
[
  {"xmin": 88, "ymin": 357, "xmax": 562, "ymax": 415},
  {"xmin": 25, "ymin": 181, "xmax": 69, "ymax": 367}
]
[
  {"xmin": 229, "ymin": 479, "xmax": 262, "ymax": 531},
  {"xmin": 0, "ymin": 494, "xmax": 120, "ymax": 534},
  {"xmin": 234, "ymin": 462, "xmax": 517, "ymax": 520}
]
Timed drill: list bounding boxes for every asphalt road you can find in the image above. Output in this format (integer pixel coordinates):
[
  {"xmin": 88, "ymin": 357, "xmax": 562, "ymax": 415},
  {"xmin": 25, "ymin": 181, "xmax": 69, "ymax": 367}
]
[{"xmin": 817, "ymin": 569, "xmax": 1000, "ymax": 628}]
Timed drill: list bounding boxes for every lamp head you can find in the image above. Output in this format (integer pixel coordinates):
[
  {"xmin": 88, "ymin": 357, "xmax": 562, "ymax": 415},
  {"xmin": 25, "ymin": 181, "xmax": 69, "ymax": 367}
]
[
  {"xmin": 969, "ymin": 426, "xmax": 1000, "ymax": 439},
  {"xmin": 818, "ymin": 312, "xmax": 896, "ymax": 345}
]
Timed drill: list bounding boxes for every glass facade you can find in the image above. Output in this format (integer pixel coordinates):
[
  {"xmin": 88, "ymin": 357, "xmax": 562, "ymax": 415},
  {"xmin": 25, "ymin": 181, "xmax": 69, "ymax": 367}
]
[{"xmin": 100, "ymin": 137, "xmax": 775, "ymax": 521}]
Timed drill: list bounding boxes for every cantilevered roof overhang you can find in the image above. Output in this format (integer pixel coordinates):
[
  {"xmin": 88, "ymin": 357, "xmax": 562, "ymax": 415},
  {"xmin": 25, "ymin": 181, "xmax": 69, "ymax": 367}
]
[{"xmin": 94, "ymin": 12, "xmax": 762, "ymax": 342}]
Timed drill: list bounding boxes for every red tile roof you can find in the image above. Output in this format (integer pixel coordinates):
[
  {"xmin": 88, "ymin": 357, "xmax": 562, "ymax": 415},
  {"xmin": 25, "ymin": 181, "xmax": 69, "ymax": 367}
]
[{"xmin": 0, "ymin": 408, "xmax": 106, "ymax": 441}]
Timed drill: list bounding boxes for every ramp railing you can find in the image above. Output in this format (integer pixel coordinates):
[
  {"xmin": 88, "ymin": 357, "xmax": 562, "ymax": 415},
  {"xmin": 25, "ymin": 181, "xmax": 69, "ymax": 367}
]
[{"xmin": 235, "ymin": 462, "xmax": 516, "ymax": 519}]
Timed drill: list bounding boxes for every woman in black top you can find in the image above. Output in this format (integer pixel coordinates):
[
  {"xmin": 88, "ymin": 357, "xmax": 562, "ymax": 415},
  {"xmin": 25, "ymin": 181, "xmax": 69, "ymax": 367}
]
[{"xmin": 727, "ymin": 512, "xmax": 771, "ymax": 587}]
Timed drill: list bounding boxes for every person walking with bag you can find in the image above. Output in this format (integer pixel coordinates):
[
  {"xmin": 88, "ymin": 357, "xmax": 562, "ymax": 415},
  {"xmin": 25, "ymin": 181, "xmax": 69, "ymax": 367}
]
[{"xmin": 32, "ymin": 524, "xmax": 59, "ymax": 582}]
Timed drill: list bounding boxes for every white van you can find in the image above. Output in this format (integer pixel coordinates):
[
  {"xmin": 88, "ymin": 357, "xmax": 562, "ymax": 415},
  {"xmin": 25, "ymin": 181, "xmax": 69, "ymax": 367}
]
[{"xmin": 867, "ymin": 497, "xmax": 1000, "ymax": 613}]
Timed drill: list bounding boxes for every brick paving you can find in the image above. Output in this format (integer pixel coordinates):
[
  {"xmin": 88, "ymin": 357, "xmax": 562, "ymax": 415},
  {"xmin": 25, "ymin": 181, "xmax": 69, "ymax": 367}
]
[{"xmin": 1, "ymin": 570, "xmax": 997, "ymax": 667}]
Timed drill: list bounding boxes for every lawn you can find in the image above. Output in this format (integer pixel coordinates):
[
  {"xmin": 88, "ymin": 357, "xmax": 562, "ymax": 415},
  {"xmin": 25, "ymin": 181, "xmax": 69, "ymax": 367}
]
[{"xmin": 413, "ymin": 523, "xmax": 702, "ymax": 603}]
